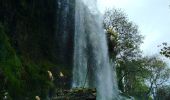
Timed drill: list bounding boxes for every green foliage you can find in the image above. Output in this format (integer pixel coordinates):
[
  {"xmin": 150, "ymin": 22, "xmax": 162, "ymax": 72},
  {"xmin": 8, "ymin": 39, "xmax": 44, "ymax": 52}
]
[
  {"xmin": 103, "ymin": 8, "xmax": 144, "ymax": 95},
  {"xmin": 143, "ymin": 56, "xmax": 170, "ymax": 99},
  {"xmin": 0, "ymin": 24, "xmax": 23, "ymax": 99},
  {"xmin": 21, "ymin": 62, "xmax": 51, "ymax": 99},
  {"xmin": 104, "ymin": 8, "xmax": 170, "ymax": 99},
  {"xmin": 104, "ymin": 8, "xmax": 143, "ymax": 60},
  {"xmin": 131, "ymin": 81, "xmax": 149, "ymax": 99},
  {"xmin": 156, "ymin": 85, "xmax": 170, "ymax": 100},
  {"xmin": 160, "ymin": 42, "xmax": 170, "ymax": 58}
]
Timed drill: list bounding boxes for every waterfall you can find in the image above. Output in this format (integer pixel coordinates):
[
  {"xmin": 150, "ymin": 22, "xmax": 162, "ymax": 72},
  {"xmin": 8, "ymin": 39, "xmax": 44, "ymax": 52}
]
[
  {"xmin": 72, "ymin": 0, "xmax": 119, "ymax": 99},
  {"xmin": 55, "ymin": 0, "xmax": 75, "ymax": 66}
]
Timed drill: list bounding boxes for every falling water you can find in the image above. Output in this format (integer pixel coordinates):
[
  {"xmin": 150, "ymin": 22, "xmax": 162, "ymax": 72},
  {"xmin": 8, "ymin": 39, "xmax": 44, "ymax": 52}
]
[
  {"xmin": 56, "ymin": 0, "xmax": 75, "ymax": 66},
  {"xmin": 72, "ymin": 0, "xmax": 119, "ymax": 99}
]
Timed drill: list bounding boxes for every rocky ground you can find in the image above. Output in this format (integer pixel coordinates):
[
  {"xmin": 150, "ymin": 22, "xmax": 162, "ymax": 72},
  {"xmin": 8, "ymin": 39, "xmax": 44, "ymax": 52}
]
[{"xmin": 52, "ymin": 88, "xmax": 96, "ymax": 100}]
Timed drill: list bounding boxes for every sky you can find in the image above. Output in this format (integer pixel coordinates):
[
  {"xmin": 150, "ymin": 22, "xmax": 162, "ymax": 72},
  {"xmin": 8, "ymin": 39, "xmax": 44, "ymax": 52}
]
[{"xmin": 97, "ymin": 0, "xmax": 170, "ymax": 57}]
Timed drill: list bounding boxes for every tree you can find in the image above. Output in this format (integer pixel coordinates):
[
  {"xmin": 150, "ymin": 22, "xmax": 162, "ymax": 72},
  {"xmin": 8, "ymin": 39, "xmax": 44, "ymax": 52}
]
[
  {"xmin": 143, "ymin": 56, "xmax": 170, "ymax": 99},
  {"xmin": 117, "ymin": 56, "xmax": 170, "ymax": 99},
  {"xmin": 103, "ymin": 8, "xmax": 144, "ymax": 93},
  {"xmin": 119, "ymin": 58, "xmax": 150, "ymax": 99},
  {"xmin": 103, "ymin": 8, "xmax": 170, "ymax": 99},
  {"xmin": 159, "ymin": 42, "xmax": 170, "ymax": 58},
  {"xmin": 103, "ymin": 8, "xmax": 143, "ymax": 59},
  {"xmin": 156, "ymin": 85, "xmax": 170, "ymax": 100}
]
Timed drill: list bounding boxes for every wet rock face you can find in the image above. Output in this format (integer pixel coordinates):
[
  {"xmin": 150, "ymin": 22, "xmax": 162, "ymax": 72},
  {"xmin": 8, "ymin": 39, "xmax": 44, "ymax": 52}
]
[
  {"xmin": 0, "ymin": 0, "xmax": 57, "ymax": 61},
  {"xmin": 0, "ymin": 0, "xmax": 75, "ymax": 67},
  {"xmin": 0, "ymin": 0, "xmax": 76, "ymax": 91},
  {"xmin": 0, "ymin": 0, "xmax": 76, "ymax": 99},
  {"xmin": 55, "ymin": 0, "xmax": 75, "ymax": 67}
]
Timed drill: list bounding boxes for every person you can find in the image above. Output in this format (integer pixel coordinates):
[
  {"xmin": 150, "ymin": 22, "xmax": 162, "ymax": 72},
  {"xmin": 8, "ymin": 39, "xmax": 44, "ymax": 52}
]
[
  {"xmin": 35, "ymin": 96, "xmax": 40, "ymax": 100},
  {"xmin": 47, "ymin": 71, "xmax": 55, "ymax": 99},
  {"xmin": 47, "ymin": 71, "xmax": 54, "ymax": 81}
]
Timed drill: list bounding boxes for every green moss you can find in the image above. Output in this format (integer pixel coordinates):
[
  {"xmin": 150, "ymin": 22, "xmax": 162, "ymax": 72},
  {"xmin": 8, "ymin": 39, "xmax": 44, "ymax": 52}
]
[
  {"xmin": 0, "ymin": 24, "xmax": 55, "ymax": 99},
  {"xmin": 0, "ymin": 0, "xmax": 73, "ymax": 98},
  {"xmin": 0, "ymin": 24, "xmax": 23, "ymax": 99}
]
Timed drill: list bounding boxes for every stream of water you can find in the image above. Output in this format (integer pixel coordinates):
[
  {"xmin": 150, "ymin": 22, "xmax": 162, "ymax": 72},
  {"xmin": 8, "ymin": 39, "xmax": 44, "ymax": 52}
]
[{"xmin": 72, "ymin": 0, "xmax": 119, "ymax": 99}]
